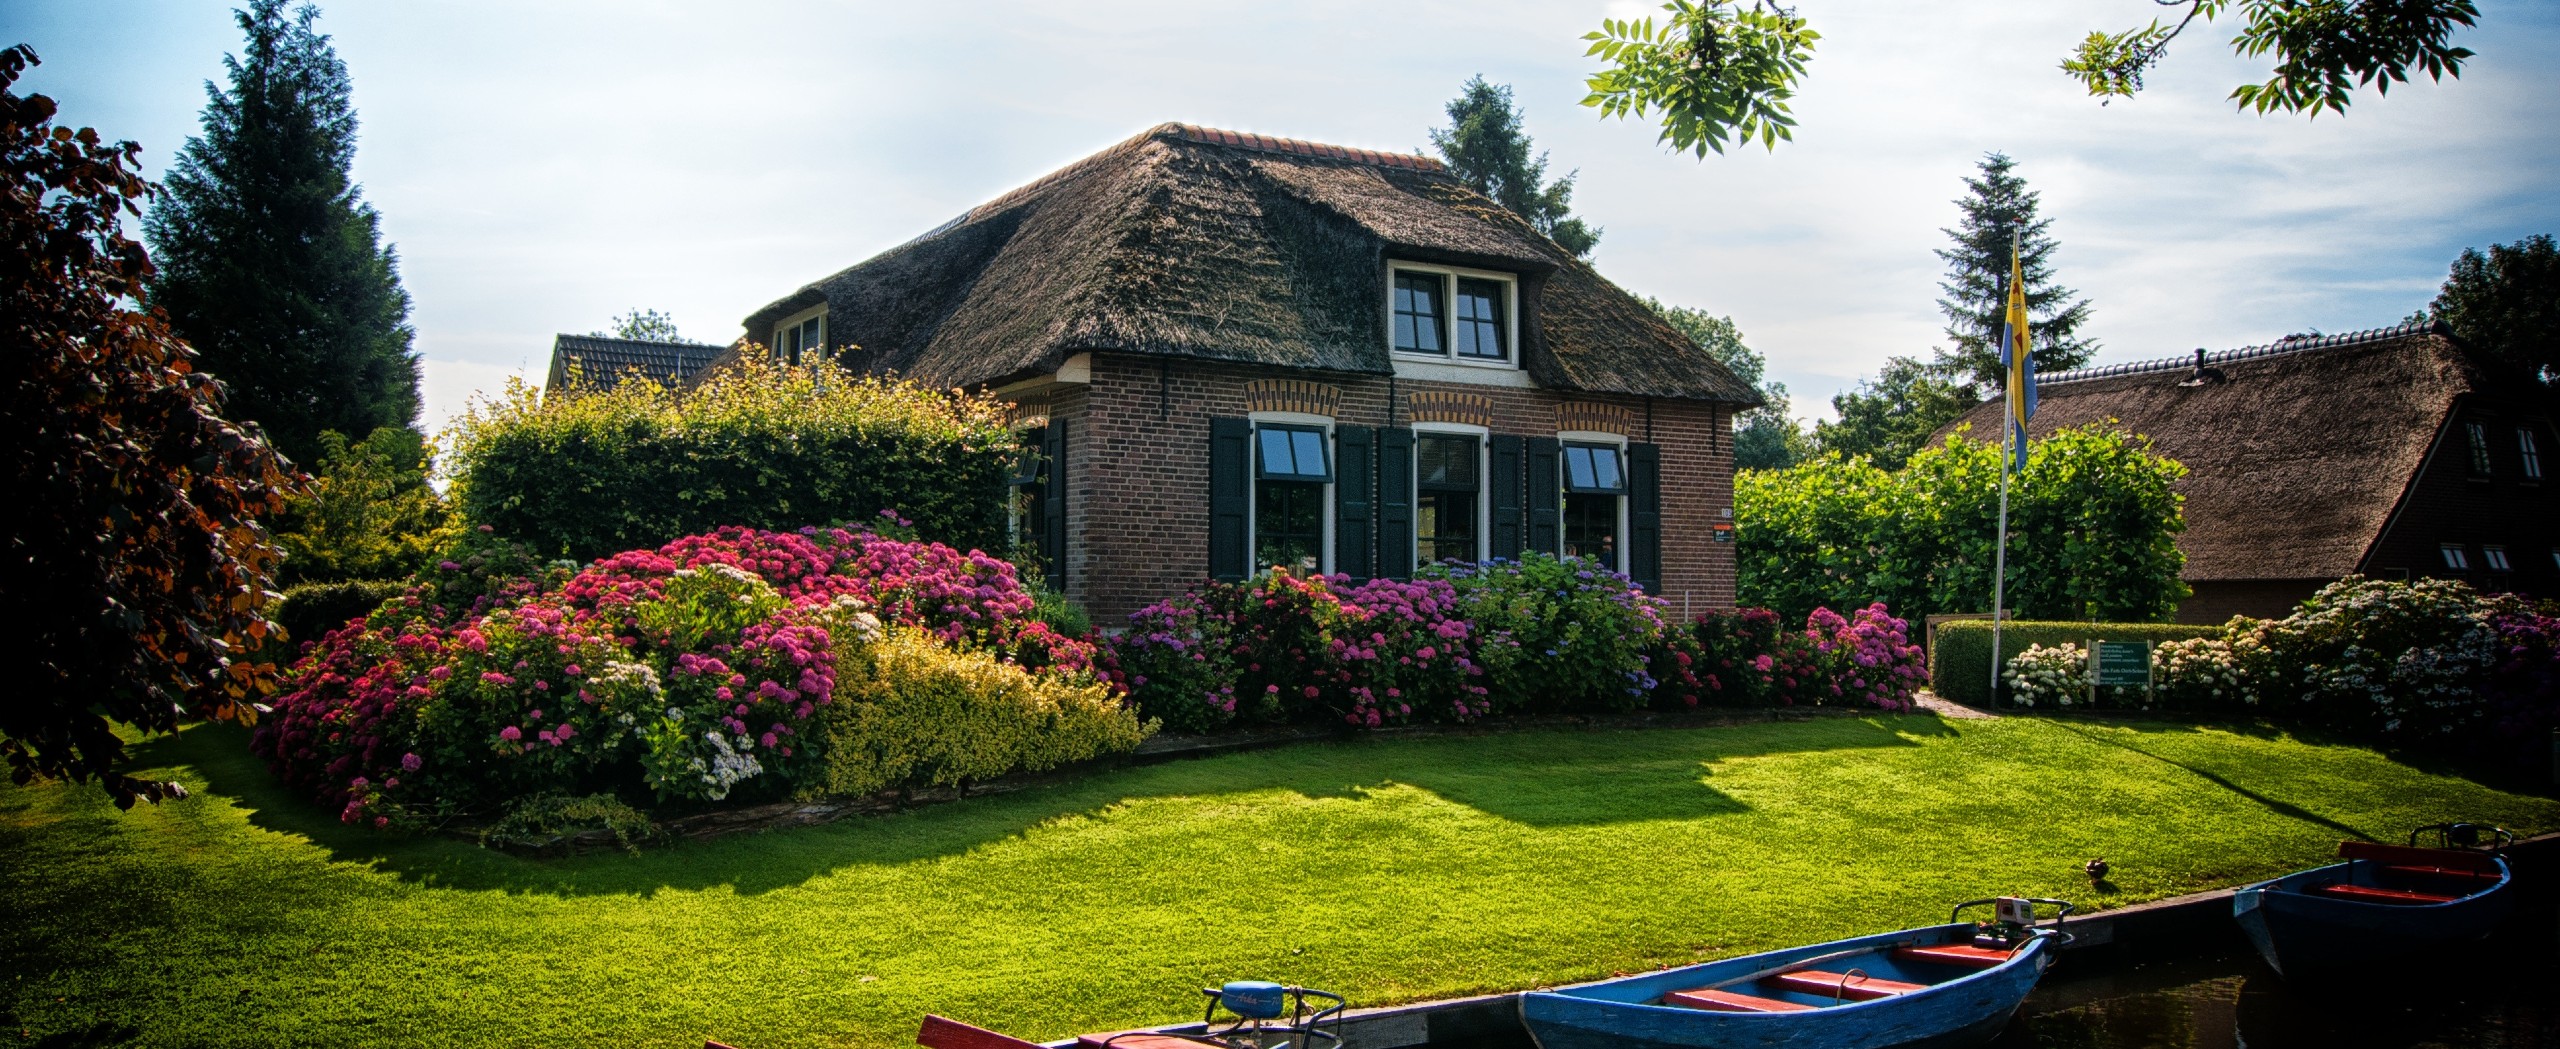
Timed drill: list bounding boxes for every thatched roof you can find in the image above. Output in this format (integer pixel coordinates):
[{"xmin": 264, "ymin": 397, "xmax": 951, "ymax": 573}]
[
  {"xmin": 741, "ymin": 123, "xmax": 1760, "ymax": 405},
  {"xmin": 1942, "ymin": 321, "xmax": 2481, "ymax": 582},
  {"xmin": 545, "ymin": 334, "xmax": 729, "ymax": 391}
]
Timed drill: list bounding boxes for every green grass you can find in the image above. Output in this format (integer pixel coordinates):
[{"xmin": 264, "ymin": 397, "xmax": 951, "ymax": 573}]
[{"xmin": 4, "ymin": 716, "xmax": 2553, "ymax": 1048}]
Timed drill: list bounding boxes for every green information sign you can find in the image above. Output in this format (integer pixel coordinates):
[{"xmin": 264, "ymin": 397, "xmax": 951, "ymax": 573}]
[{"xmin": 2091, "ymin": 640, "xmax": 2153, "ymax": 688}]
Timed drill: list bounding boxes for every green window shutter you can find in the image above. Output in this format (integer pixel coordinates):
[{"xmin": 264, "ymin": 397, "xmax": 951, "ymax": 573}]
[
  {"xmin": 1209, "ymin": 417, "xmax": 1250, "ymax": 582},
  {"xmin": 1040, "ymin": 421, "xmax": 1067, "ymax": 580},
  {"xmin": 1378, "ymin": 427, "xmax": 1415, "ymax": 580},
  {"xmin": 1334, "ymin": 426, "xmax": 1375, "ymax": 582},
  {"xmin": 1527, "ymin": 436, "xmax": 1562, "ymax": 556},
  {"xmin": 1628, "ymin": 441, "xmax": 1662, "ymax": 593},
  {"xmin": 1490, "ymin": 434, "xmax": 1525, "ymax": 560}
]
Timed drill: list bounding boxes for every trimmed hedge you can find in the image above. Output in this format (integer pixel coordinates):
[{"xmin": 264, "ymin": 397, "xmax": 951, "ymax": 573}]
[
  {"xmin": 273, "ymin": 579, "xmax": 408, "ymax": 649},
  {"xmin": 448, "ymin": 355, "xmax": 1019, "ymax": 563},
  {"xmin": 1931, "ymin": 619, "xmax": 2216, "ymax": 705}
]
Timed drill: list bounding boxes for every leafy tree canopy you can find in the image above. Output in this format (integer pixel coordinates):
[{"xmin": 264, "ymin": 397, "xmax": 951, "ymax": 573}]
[
  {"xmin": 1, "ymin": 45, "xmax": 297, "ymax": 806},
  {"xmin": 1640, "ymin": 296, "xmax": 1808, "ymax": 470},
  {"xmin": 1812, "ymin": 356, "xmax": 1979, "ymax": 471},
  {"xmin": 1585, "ymin": 1, "xmax": 2486, "ymax": 157},
  {"xmin": 1932, "ymin": 152, "xmax": 2094, "ymax": 392},
  {"xmin": 143, "ymin": 0, "xmax": 418, "ymax": 467},
  {"xmin": 2067, "ymin": 0, "xmax": 2480, "ymax": 116},
  {"xmin": 594, "ymin": 307, "xmax": 687, "ymax": 343},
  {"xmin": 2427, "ymin": 233, "xmax": 2558, "ymax": 386},
  {"xmin": 1430, "ymin": 77, "xmax": 1600, "ymax": 257}
]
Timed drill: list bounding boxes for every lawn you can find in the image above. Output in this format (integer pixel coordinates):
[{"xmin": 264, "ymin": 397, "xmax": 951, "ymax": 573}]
[{"xmin": 4, "ymin": 715, "xmax": 2553, "ymax": 1049}]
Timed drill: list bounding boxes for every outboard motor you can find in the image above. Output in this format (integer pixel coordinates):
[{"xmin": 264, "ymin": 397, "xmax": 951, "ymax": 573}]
[{"xmin": 1101, "ymin": 982, "xmax": 1344, "ymax": 1049}]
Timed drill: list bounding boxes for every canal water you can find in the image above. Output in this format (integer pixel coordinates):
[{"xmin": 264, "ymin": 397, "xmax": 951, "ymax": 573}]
[{"xmin": 1991, "ymin": 911, "xmax": 2560, "ymax": 1049}]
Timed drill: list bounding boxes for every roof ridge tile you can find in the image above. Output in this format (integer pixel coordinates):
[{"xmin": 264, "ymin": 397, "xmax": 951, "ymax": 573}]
[{"xmin": 2039, "ymin": 318, "xmax": 2449, "ymax": 386}]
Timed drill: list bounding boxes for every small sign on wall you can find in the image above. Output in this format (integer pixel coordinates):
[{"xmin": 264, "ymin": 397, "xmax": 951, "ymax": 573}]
[{"xmin": 1711, "ymin": 522, "xmax": 1734, "ymax": 543}]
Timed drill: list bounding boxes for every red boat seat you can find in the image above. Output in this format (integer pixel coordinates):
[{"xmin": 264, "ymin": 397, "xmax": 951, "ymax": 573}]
[
  {"xmin": 2335, "ymin": 841, "xmax": 2501, "ymax": 874},
  {"xmin": 1767, "ymin": 970, "xmax": 1930, "ymax": 1001},
  {"xmin": 1889, "ymin": 944, "xmax": 2014, "ymax": 970},
  {"xmin": 2381, "ymin": 864, "xmax": 2503, "ymax": 882},
  {"xmin": 1661, "ymin": 987, "xmax": 1818, "ymax": 1013},
  {"xmin": 920, "ymin": 1016, "xmax": 1047, "ymax": 1049},
  {"xmin": 1077, "ymin": 1034, "xmax": 1211, "ymax": 1049},
  {"xmin": 2308, "ymin": 883, "xmax": 2459, "ymax": 905}
]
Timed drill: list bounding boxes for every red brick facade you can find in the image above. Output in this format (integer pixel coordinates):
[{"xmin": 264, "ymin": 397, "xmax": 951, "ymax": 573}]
[
  {"xmin": 2361, "ymin": 398, "xmax": 2560, "ymax": 600},
  {"xmin": 1019, "ymin": 352, "xmax": 1739, "ymax": 624}
]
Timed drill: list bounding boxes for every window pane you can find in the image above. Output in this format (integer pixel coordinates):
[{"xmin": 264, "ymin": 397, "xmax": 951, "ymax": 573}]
[
  {"xmin": 2522, "ymin": 429, "xmax": 2543, "ymax": 479},
  {"xmin": 1455, "ymin": 279, "xmax": 1506, "ymax": 359},
  {"xmin": 2486, "ymin": 546, "xmax": 2511, "ymax": 571},
  {"xmin": 1418, "ymin": 434, "xmax": 1478, "ymax": 489},
  {"xmin": 2467, "ymin": 423, "xmax": 2492, "ymax": 475},
  {"xmin": 1292, "ymin": 430, "xmax": 1330, "ymax": 479},
  {"xmin": 1258, "ymin": 428, "xmax": 1296, "ymax": 476},
  {"xmin": 1256, "ymin": 480, "xmax": 1325, "ymax": 575},
  {"xmin": 1393, "ymin": 274, "xmax": 1443, "ymax": 353},
  {"xmin": 1591, "ymin": 448, "xmax": 1623, "ymax": 491},
  {"xmin": 1564, "ymin": 492, "xmax": 1618, "ymax": 567},
  {"xmin": 1418, "ymin": 491, "xmax": 1477, "ymax": 564},
  {"xmin": 1564, "ymin": 446, "xmax": 1597, "ymax": 490},
  {"xmin": 2441, "ymin": 543, "xmax": 2469, "ymax": 569}
]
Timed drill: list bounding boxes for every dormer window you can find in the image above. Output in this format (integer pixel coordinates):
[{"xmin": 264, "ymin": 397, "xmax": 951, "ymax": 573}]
[
  {"xmin": 775, "ymin": 308, "xmax": 825, "ymax": 366},
  {"xmin": 1390, "ymin": 264, "xmax": 1514, "ymax": 366}
]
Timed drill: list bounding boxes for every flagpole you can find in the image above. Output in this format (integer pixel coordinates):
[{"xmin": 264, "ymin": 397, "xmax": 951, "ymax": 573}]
[{"xmin": 1989, "ymin": 229, "xmax": 2020, "ymax": 705}]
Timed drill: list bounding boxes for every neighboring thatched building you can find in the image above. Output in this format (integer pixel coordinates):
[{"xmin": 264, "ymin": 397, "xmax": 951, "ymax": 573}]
[
  {"xmin": 1944, "ymin": 321, "xmax": 2558, "ymax": 623},
  {"xmin": 543, "ymin": 334, "xmax": 730, "ymax": 393},
  {"xmin": 732, "ymin": 122, "xmax": 1763, "ymax": 620}
]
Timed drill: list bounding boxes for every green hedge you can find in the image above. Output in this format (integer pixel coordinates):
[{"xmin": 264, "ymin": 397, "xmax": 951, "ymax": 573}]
[
  {"xmin": 1930, "ymin": 619, "xmax": 2216, "ymax": 706},
  {"xmin": 448, "ymin": 356, "xmax": 1019, "ymax": 563},
  {"xmin": 273, "ymin": 579, "xmax": 407, "ymax": 649}
]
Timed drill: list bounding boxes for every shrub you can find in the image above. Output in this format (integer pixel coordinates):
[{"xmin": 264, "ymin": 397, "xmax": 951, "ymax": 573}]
[
  {"xmin": 1654, "ymin": 604, "xmax": 1923, "ymax": 711},
  {"xmin": 480, "ymin": 792, "xmax": 662, "ymax": 854},
  {"xmin": 1932, "ymin": 620, "xmax": 2217, "ymax": 706},
  {"xmin": 251, "ymin": 525, "xmax": 1121, "ymax": 824},
  {"xmin": 815, "ymin": 627, "xmax": 1150, "ymax": 797},
  {"xmin": 1433, "ymin": 555, "xmax": 1667, "ymax": 713},
  {"xmin": 1738, "ymin": 423, "xmax": 2189, "ymax": 626},
  {"xmin": 2152, "ymin": 634, "xmax": 2265, "ymax": 711},
  {"xmin": 271, "ymin": 426, "xmax": 450, "ymax": 586},
  {"xmin": 447, "ymin": 355, "xmax": 1019, "ymax": 563},
  {"xmin": 272, "ymin": 579, "xmax": 407, "ymax": 651},
  {"xmin": 2240, "ymin": 577, "xmax": 2524, "ymax": 739},
  {"xmin": 2002, "ymin": 643, "xmax": 2086, "ymax": 709}
]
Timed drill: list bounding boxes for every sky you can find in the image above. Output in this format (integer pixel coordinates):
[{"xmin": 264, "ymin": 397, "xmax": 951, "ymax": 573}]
[{"xmin": 7, "ymin": 1, "xmax": 2557, "ymax": 436}]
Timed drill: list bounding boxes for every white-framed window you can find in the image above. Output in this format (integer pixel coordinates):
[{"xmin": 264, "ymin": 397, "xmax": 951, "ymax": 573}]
[
  {"xmin": 2520, "ymin": 427, "xmax": 2544, "ymax": 480},
  {"xmin": 1249, "ymin": 412, "xmax": 1334, "ymax": 577},
  {"xmin": 1412, "ymin": 423, "xmax": 1490, "ymax": 566},
  {"xmin": 1389, "ymin": 263, "xmax": 1516, "ymax": 368},
  {"xmin": 774, "ymin": 306, "xmax": 825, "ymax": 366},
  {"xmin": 2440, "ymin": 543, "xmax": 2470, "ymax": 570},
  {"xmin": 1557, "ymin": 430, "xmax": 1629, "ymax": 572},
  {"xmin": 2483, "ymin": 545, "xmax": 2512, "ymax": 572}
]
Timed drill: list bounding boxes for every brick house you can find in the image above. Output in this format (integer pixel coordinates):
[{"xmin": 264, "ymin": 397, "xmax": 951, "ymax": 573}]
[
  {"xmin": 1944, "ymin": 321, "xmax": 2558, "ymax": 623},
  {"xmin": 730, "ymin": 123, "xmax": 1761, "ymax": 622}
]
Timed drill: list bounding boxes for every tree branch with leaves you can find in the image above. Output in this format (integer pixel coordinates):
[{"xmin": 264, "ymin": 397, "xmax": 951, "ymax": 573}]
[
  {"xmin": 2065, "ymin": 0, "xmax": 2479, "ymax": 115},
  {"xmin": 1581, "ymin": 1, "xmax": 1819, "ymax": 157}
]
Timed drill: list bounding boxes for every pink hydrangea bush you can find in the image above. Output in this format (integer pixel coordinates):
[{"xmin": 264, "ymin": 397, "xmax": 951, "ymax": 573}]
[
  {"xmin": 1655, "ymin": 603, "xmax": 1923, "ymax": 711},
  {"xmin": 252, "ymin": 525, "xmax": 1104, "ymax": 824}
]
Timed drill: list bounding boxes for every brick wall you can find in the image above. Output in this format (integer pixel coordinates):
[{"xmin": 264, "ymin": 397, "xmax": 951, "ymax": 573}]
[{"xmin": 1051, "ymin": 352, "xmax": 1738, "ymax": 623}]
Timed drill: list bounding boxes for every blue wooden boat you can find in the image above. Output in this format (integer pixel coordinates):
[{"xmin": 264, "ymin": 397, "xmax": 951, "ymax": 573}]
[
  {"xmin": 1519, "ymin": 898, "xmax": 2069, "ymax": 1049},
  {"xmin": 2232, "ymin": 825, "xmax": 2514, "ymax": 981}
]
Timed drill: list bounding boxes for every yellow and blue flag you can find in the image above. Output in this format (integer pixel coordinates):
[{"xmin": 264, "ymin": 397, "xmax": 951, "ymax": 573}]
[{"xmin": 1998, "ymin": 234, "xmax": 2036, "ymax": 471}]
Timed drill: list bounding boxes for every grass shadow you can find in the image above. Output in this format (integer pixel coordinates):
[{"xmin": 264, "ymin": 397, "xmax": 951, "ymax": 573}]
[
  {"xmin": 121, "ymin": 713, "xmax": 1957, "ymax": 899},
  {"xmin": 2047, "ymin": 721, "xmax": 2376, "ymax": 842}
]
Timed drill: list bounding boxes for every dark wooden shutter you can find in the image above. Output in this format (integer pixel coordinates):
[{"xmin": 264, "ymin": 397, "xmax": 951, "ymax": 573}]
[
  {"xmin": 1628, "ymin": 441, "xmax": 1662, "ymax": 593},
  {"xmin": 1334, "ymin": 426, "xmax": 1375, "ymax": 582},
  {"xmin": 1040, "ymin": 421, "xmax": 1067, "ymax": 582},
  {"xmin": 1209, "ymin": 417, "xmax": 1250, "ymax": 582},
  {"xmin": 1378, "ymin": 427, "xmax": 1415, "ymax": 580},
  {"xmin": 1527, "ymin": 436, "xmax": 1562, "ymax": 557},
  {"xmin": 1490, "ymin": 434, "xmax": 1525, "ymax": 560}
]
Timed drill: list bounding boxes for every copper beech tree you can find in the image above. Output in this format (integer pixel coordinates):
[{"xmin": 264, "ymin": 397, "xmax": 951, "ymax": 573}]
[{"xmin": 0, "ymin": 45, "xmax": 297, "ymax": 807}]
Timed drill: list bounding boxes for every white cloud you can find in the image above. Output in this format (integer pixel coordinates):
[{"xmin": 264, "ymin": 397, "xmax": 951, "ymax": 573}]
[{"xmin": 8, "ymin": 0, "xmax": 2555, "ymax": 434}]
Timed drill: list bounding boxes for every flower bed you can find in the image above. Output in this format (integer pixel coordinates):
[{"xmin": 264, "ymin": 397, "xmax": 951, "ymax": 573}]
[
  {"xmin": 1106, "ymin": 556, "xmax": 1925, "ymax": 731},
  {"xmin": 251, "ymin": 524, "xmax": 1140, "ymax": 827},
  {"xmin": 1997, "ymin": 578, "xmax": 2560, "ymax": 770}
]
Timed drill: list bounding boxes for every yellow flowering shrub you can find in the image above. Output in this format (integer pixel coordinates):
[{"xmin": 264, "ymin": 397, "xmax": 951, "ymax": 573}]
[{"xmin": 814, "ymin": 627, "xmax": 1151, "ymax": 797}]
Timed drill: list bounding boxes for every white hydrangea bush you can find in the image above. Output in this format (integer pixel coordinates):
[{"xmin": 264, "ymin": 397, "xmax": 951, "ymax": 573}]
[{"xmin": 2003, "ymin": 643, "xmax": 2086, "ymax": 708}]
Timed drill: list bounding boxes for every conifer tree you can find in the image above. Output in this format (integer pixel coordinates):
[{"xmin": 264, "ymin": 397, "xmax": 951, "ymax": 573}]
[
  {"xmin": 144, "ymin": 0, "xmax": 418, "ymax": 467},
  {"xmin": 1431, "ymin": 77, "xmax": 1601, "ymax": 258},
  {"xmin": 1930, "ymin": 153, "xmax": 2094, "ymax": 392}
]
